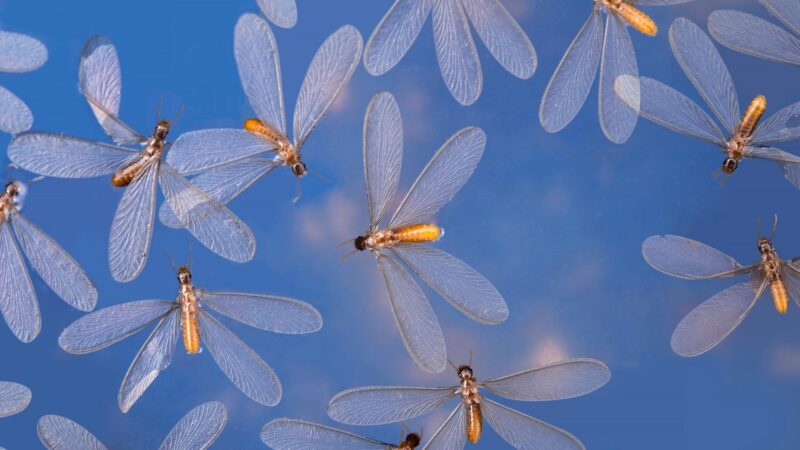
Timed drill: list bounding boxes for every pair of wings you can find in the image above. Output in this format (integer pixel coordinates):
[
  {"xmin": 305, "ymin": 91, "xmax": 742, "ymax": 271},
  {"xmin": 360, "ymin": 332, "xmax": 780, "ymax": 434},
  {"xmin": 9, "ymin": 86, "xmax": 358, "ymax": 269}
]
[
  {"xmin": 363, "ymin": 92, "xmax": 508, "ymax": 373},
  {"xmin": 37, "ymin": 401, "xmax": 226, "ymax": 450},
  {"xmin": 325, "ymin": 359, "xmax": 611, "ymax": 450},
  {"xmin": 642, "ymin": 234, "xmax": 800, "ymax": 357},
  {"xmin": 0, "ymin": 30, "xmax": 48, "ymax": 134},
  {"xmin": 613, "ymin": 18, "xmax": 800, "ymax": 187},
  {"xmin": 57, "ymin": 291, "xmax": 322, "ymax": 412},
  {"xmin": 364, "ymin": 0, "xmax": 536, "ymax": 106},
  {"xmin": 163, "ymin": 14, "xmax": 362, "ymax": 211},
  {"xmin": 7, "ymin": 36, "xmax": 256, "ymax": 282},
  {"xmin": 262, "ymin": 418, "xmax": 402, "ymax": 450},
  {"xmin": 0, "ymin": 381, "xmax": 31, "ymax": 418},
  {"xmin": 709, "ymin": 0, "xmax": 800, "ymax": 67},
  {"xmin": 539, "ymin": 0, "xmax": 694, "ymax": 143}
]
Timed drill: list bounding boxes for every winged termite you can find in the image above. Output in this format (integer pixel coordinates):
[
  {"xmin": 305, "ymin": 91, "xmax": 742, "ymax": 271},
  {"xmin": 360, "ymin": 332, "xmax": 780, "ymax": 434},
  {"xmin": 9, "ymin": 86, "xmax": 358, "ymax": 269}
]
[
  {"xmin": 0, "ymin": 29, "xmax": 47, "ymax": 134},
  {"xmin": 0, "ymin": 381, "xmax": 30, "ymax": 418},
  {"xmin": 7, "ymin": 35, "xmax": 256, "ymax": 282},
  {"xmin": 539, "ymin": 0, "xmax": 694, "ymax": 143},
  {"xmin": 614, "ymin": 18, "xmax": 800, "ymax": 187},
  {"xmin": 37, "ymin": 401, "xmax": 227, "ymax": 450},
  {"xmin": 57, "ymin": 261, "xmax": 323, "ymax": 412},
  {"xmin": 327, "ymin": 357, "xmax": 611, "ymax": 449},
  {"xmin": 261, "ymin": 418, "xmax": 422, "ymax": 450},
  {"xmin": 350, "ymin": 92, "xmax": 507, "ymax": 373}
]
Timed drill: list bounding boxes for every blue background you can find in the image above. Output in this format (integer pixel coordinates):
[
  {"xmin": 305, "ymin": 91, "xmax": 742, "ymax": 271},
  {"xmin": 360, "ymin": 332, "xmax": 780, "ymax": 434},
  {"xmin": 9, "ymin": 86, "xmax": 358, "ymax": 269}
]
[{"xmin": 1, "ymin": 0, "xmax": 799, "ymax": 448}]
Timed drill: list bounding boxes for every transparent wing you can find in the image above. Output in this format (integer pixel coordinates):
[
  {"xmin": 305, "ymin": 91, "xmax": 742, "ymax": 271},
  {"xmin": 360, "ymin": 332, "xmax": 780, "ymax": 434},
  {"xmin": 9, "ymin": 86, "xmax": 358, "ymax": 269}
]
[
  {"xmin": 12, "ymin": 212, "xmax": 97, "ymax": 312},
  {"xmin": 752, "ymin": 100, "xmax": 800, "ymax": 144},
  {"xmin": 642, "ymin": 234, "xmax": 752, "ymax": 280},
  {"xmin": 108, "ymin": 159, "xmax": 159, "ymax": 283},
  {"xmin": 165, "ymin": 129, "xmax": 271, "ymax": 175},
  {"xmin": 671, "ymin": 277, "xmax": 766, "ymax": 357},
  {"xmin": 158, "ymin": 164, "xmax": 256, "ymax": 263},
  {"xmin": 377, "ymin": 254, "xmax": 447, "ymax": 374},
  {"xmin": 669, "ymin": 17, "xmax": 739, "ymax": 135},
  {"xmin": 293, "ymin": 24, "xmax": 362, "ymax": 148},
  {"xmin": 708, "ymin": 10, "xmax": 800, "ymax": 67},
  {"xmin": 364, "ymin": 92, "xmax": 403, "ymax": 227},
  {"xmin": 614, "ymin": 75, "xmax": 725, "ymax": 145},
  {"xmin": 480, "ymin": 358, "xmax": 611, "ymax": 401},
  {"xmin": 327, "ymin": 385, "xmax": 456, "ymax": 425},
  {"xmin": 235, "ymin": 13, "xmax": 286, "ymax": 136},
  {"xmin": 392, "ymin": 244, "xmax": 508, "ymax": 324},
  {"xmin": 261, "ymin": 418, "xmax": 393, "ymax": 450},
  {"xmin": 0, "ymin": 222, "xmax": 39, "ymax": 343},
  {"xmin": 0, "ymin": 382, "xmax": 31, "ymax": 418},
  {"xmin": 539, "ymin": 10, "xmax": 603, "ymax": 133},
  {"xmin": 257, "ymin": 0, "xmax": 297, "ymax": 29},
  {"xmin": 0, "ymin": 85, "xmax": 33, "ymax": 134},
  {"xmin": 118, "ymin": 310, "xmax": 180, "ymax": 413},
  {"xmin": 635, "ymin": 0, "xmax": 696, "ymax": 4},
  {"xmin": 388, "ymin": 127, "xmax": 485, "ymax": 229},
  {"xmin": 159, "ymin": 401, "xmax": 227, "ymax": 450},
  {"xmin": 0, "ymin": 31, "xmax": 47, "ymax": 73},
  {"xmin": 431, "ymin": 0, "xmax": 482, "ymax": 106},
  {"xmin": 37, "ymin": 415, "xmax": 107, "ymax": 450},
  {"xmin": 200, "ymin": 310, "xmax": 282, "ymax": 406},
  {"xmin": 8, "ymin": 133, "xmax": 136, "ymax": 178},
  {"xmin": 781, "ymin": 262, "xmax": 800, "ymax": 307},
  {"xmin": 201, "ymin": 291, "xmax": 322, "ymax": 334},
  {"xmin": 363, "ymin": 0, "xmax": 434, "ymax": 76},
  {"xmin": 461, "ymin": 0, "xmax": 537, "ymax": 79},
  {"xmin": 58, "ymin": 300, "xmax": 175, "ymax": 354},
  {"xmin": 762, "ymin": 149, "xmax": 800, "ymax": 190},
  {"xmin": 599, "ymin": 14, "xmax": 638, "ymax": 144},
  {"xmin": 482, "ymin": 398, "xmax": 585, "ymax": 450},
  {"xmin": 421, "ymin": 404, "xmax": 465, "ymax": 450},
  {"xmin": 761, "ymin": 0, "xmax": 800, "ymax": 37}
]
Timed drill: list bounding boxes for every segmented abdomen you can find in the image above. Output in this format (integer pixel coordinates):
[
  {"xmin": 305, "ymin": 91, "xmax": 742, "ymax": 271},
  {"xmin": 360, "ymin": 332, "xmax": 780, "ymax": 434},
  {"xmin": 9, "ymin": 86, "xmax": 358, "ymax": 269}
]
[{"xmin": 393, "ymin": 224, "xmax": 443, "ymax": 243}]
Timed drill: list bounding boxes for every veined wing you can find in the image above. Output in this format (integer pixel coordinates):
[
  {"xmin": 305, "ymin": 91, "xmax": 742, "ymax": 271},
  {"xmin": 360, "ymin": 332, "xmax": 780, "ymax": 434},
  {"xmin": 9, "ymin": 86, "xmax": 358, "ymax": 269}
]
[
  {"xmin": 672, "ymin": 277, "xmax": 766, "ymax": 357},
  {"xmin": 0, "ymin": 382, "xmax": 31, "ymax": 417},
  {"xmin": 165, "ymin": 129, "xmax": 271, "ymax": 175},
  {"xmin": 58, "ymin": 300, "xmax": 175, "ymax": 354},
  {"xmin": 377, "ymin": 254, "xmax": 446, "ymax": 373},
  {"xmin": 461, "ymin": 0, "xmax": 537, "ymax": 79},
  {"xmin": 482, "ymin": 398, "xmax": 585, "ymax": 450},
  {"xmin": 118, "ymin": 310, "xmax": 179, "ymax": 413},
  {"xmin": 422, "ymin": 404, "xmax": 465, "ymax": 450},
  {"xmin": 0, "ymin": 31, "xmax": 47, "ymax": 73},
  {"xmin": 158, "ymin": 401, "xmax": 227, "ymax": 450},
  {"xmin": 761, "ymin": 0, "xmax": 800, "ymax": 37},
  {"xmin": 109, "ymin": 158, "xmax": 159, "ymax": 283},
  {"xmin": 293, "ymin": 24, "xmax": 362, "ymax": 149},
  {"xmin": 669, "ymin": 17, "xmax": 740, "ymax": 135},
  {"xmin": 481, "ymin": 358, "xmax": 610, "ymax": 401},
  {"xmin": 388, "ymin": 127, "xmax": 484, "ymax": 229},
  {"xmin": 599, "ymin": 13, "xmax": 638, "ymax": 144},
  {"xmin": 614, "ymin": 75, "xmax": 726, "ymax": 145},
  {"xmin": 200, "ymin": 310, "xmax": 281, "ymax": 406},
  {"xmin": 201, "ymin": 291, "xmax": 322, "ymax": 334},
  {"xmin": 364, "ymin": 92, "xmax": 403, "ymax": 227},
  {"xmin": 327, "ymin": 385, "xmax": 456, "ymax": 425},
  {"xmin": 539, "ymin": 10, "xmax": 603, "ymax": 133},
  {"xmin": 236, "ymin": 14, "xmax": 286, "ymax": 136},
  {"xmin": 781, "ymin": 261, "xmax": 800, "ymax": 307},
  {"xmin": 0, "ymin": 222, "xmax": 39, "ymax": 343},
  {"xmin": 432, "ymin": 0, "xmax": 481, "ymax": 106},
  {"xmin": 12, "ymin": 212, "xmax": 97, "ymax": 312},
  {"xmin": 752, "ymin": 100, "xmax": 800, "ymax": 144},
  {"xmin": 746, "ymin": 146, "xmax": 800, "ymax": 164},
  {"xmin": 635, "ymin": 0, "xmax": 696, "ymax": 5},
  {"xmin": 257, "ymin": 0, "xmax": 297, "ymax": 29},
  {"xmin": 392, "ymin": 244, "xmax": 508, "ymax": 324},
  {"xmin": 37, "ymin": 415, "xmax": 107, "ymax": 450},
  {"xmin": 642, "ymin": 235, "xmax": 752, "ymax": 280},
  {"xmin": 363, "ymin": 0, "xmax": 434, "ymax": 76},
  {"xmin": 708, "ymin": 10, "xmax": 800, "ymax": 67},
  {"xmin": 261, "ymin": 418, "xmax": 394, "ymax": 450},
  {"xmin": 0, "ymin": 85, "xmax": 33, "ymax": 133},
  {"xmin": 8, "ymin": 133, "xmax": 137, "ymax": 178}
]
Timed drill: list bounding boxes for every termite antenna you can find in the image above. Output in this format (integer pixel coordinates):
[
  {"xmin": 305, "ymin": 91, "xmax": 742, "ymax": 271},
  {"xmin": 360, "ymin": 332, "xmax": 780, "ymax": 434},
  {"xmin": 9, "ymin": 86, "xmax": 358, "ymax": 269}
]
[
  {"xmin": 187, "ymin": 243, "xmax": 193, "ymax": 271},
  {"xmin": 5, "ymin": 163, "xmax": 18, "ymax": 181},
  {"xmin": 447, "ymin": 359, "xmax": 459, "ymax": 372},
  {"xmin": 308, "ymin": 168, "xmax": 332, "ymax": 184},
  {"xmin": 165, "ymin": 249, "xmax": 179, "ymax": 274},
  {"xmin": 292, "ymin": 178, "xmax": 303, "ymax": 204},
  {"xmin": 336, "ymin": 238, "xmax": 355, "ymax": 248},
  {"xmin": 27, "ymin": 175, "xmax": 45, "ymax": 185},
  {"xmin": 155, "ymin": 96, "xmax": 164, "ymax": 122},
  {"xmin": 467, "ymin": 348, "xmax": 473, "ymax": 367},
  {"xmin": 339, "ymin": 249, "xmax": 358, "ymax": 261},
  {"xmin": 171, "ymin": 103, "xmax": 186, "ymax": 127},
  {"xmin": 771, "ymin": 213, "xmax": 778, "ymax": 241},
  {"xmin": 756, "ymin": 216, "xmax": 762, "ymax": 239}
]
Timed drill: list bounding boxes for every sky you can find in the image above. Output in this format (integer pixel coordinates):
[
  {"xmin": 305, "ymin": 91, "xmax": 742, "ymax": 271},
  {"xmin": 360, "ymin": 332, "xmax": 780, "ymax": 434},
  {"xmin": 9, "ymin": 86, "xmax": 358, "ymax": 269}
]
[{"xmin": 1, "ymin": 0, "xmax": 800, "ymax": 448}]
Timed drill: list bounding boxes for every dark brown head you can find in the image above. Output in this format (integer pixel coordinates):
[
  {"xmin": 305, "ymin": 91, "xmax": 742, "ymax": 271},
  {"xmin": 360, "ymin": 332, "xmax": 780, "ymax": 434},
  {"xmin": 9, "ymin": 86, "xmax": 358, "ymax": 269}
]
[
  {"xmin": 4, "ymin": 181, "xmax": 20, "ymax": 197},
  {"xmin": 457, "ymin": 365, "xmax": 474, "ymax": 381},
  {"xmin": 401, "ymin": 433, "xmax": 421, "ymax": 448},
  {"xmin": 177, "ymin": 266, "xmax": 192, "ymax": 285},
  {"xmin": 154, "ymin": 119, "xmax": 171, "ymax": 141},
  {"xmin": 757, "ymin": 237, "xmax": 774, "ymax": 256},
  {"xmin": 721, "ymin": 157, "xmax": 738, "ymax": 174},
  {"xmin": 291, "ymin": 161, "xmax": 308, "ymax": 177},
  {"xmin": 354, "ymin": 235, "xmax": 367, "ymax": 251}
]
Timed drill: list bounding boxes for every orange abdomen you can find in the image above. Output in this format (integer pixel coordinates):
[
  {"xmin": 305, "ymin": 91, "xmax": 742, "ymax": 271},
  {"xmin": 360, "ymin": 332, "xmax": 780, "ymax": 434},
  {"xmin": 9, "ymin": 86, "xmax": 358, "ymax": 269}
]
[
  {"xmin": 181, "ymin": 307, "xmax": 201, "ymax": 353},
  {"xmin": 466, "ymin": 402, "xmax": 482, "ymax": 443},
  {"xmin": 111, "ymin": 158, "xmax": 146, "ymax": 187},
  {"xmin": 244, "ymin": 117, "xmax": 287, "ymax": 144},
  {"xmin": 738, "ymin": 95, "xmax": 766, "ymax": 138},
  {"xmin": 615, "ymin": 3, "xmax": 657, "ymax": 36},
  {"xmin": 393, "ymin": 224, "xmax": 442, "ymax": 243},
  {"xmin": 771, "ymin": 279, "xmax": 789, "ymax": 314}
]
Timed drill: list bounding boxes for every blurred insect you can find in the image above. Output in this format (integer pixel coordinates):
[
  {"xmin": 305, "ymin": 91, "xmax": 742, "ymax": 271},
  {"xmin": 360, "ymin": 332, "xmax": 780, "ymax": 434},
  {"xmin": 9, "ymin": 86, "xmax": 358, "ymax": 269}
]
[
  {"xmin": 162, "ymin": 14, "xmax": 361, "ymax": 217},
  {"xmin": 257, "ymin": 0, "xmax": 298, "ymax": 28},
  {"xmin": 642, "ymin": 215, "xmax": 800, "ymax": 357},
  {"xmin": 37, "ymin": 401, "xmax": 227, "ymax": 450},
  {"xmin": 540, "ymin": 0, "xmax": 694, "ymax": 143},
  {"xmin": 7, "ymin": 36, "xmax": 256, "ymax": 283},
  {"xmin": 0, "ymin": 173, "xmax": 97, "ymax": 343},
  {"xmin": 0, "ymin": 29, "xmax": 47, "ymax": 133},
  {"xmin": 327, "ymin": 357, "xmax": 611, "ymax": 449},
  {"xmin": 0, "ymin": 381, "xmax": 30, "ymax": 418},
  {"xmin": 57, "ymin": 261, "xmax": 323, "ymax": 413},
  {"xmin": 261, "ymin": 418, "xmax": 422, "ymax": 450},
  {"xmin": 363, "ymin": 0, "xmax": 537, "ymax": 106},
  {"xmin": 615, "ymin": 18, "xmax": 800, "ymax": 187},
  {"xmin": 348, "ymin": 92, "xmax": 507, "ymax": 373},
  {"xmin": 709, "ymin": 1, "xmax": 800, "ymax": 67}
]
